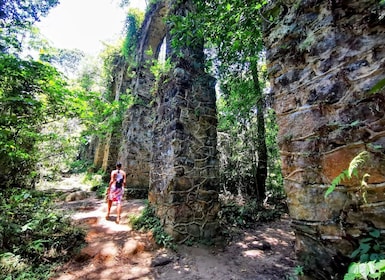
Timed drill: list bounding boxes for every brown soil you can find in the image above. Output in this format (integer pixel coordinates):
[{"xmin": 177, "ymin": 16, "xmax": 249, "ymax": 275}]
[{"xmin": 50, "ymin": 191, "xmax": 297, "ymax": 280}]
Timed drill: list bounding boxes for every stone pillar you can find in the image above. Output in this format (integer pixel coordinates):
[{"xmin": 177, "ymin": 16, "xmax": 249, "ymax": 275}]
[
  {"xmin": 120, "ymin": 104, "xmax": 153, "ymax": 194},
  {"xmin": 119, "ymin": 2, "xmax": 168, "ymax": 194},
  {"xmin": 93, "ymin": 137, "xmax": 107, "ymax": 170},
  {"xmin": 149, "ymin": 0, "xmax": 220, "ymax": 242},
  {"xmin": 264, "ymin": 0, "xmax": 385, "ymax": 278}
]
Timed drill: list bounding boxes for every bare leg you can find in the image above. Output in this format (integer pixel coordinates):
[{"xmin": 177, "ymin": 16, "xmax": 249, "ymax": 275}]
[{"xmin": 116, "ymin": 203, "xmax": 122, "ymax": 223}]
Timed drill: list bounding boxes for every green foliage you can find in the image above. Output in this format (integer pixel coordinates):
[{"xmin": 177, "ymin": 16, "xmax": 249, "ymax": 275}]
[
  {"xmin": 369, "ymin": 78, "xmax": 385, "ymax": 94},
  {"xmin": 0, "ymin": 53, "xmax": 74, "ymax": 189},
  {"xmin": 196, "ymin": 0, "xmax": 268, "ymax": 70},
  {"xmin": 74, "ymin": 46, "xmax": 136, "ymax": 143},
  {"xmin": 122, "ymin": 9, "xmax": 144, "ymax": 61},
  {"xmin": 265, "ymin": 109, "xmax": 284, "ymax": 195},
  {"xmin": 68, "ymin": 159, "xmax": 92, "ymax": 174},
  {"xmin": 150, "ymin": 57, "xmax": 173, "ymax": 81},
  {"xmin": 168, "ymin": 12, "xmax": 204, "ymax": 56},
  {"xmin": 217, "ymin": 87, "xmax": 283, "ymax": 198},
  {"xmin": 130, "ymin": 201, "xmax": 176, "ymax": 249},
  {"xmin": 218, "ymin": 195, "xmax": 284, "ymax": 230},
  {"xmin": 40, "ymin": 48, "xmax": 86, "ymax": 78},
  {"xmin": 0, "ymin": 0, "xmax": 59, "ymax": 54},
  {"xmin": 344, "ymin": 260, "xmax": 385, "ymax": 280},
  {"xmin": 350, "ymin": 230, "xmax": 385, "ymax": 263},
  {"xmin": 83, "ymin": 171, "xmax": 107, "ymax": 199},
  {"xmin": 150, "ymin": 57, "xmax": 173, "ymax": 94},
  {"xmin": 325, "ymin": 151, "xmax": 370, "ymax": 198},
  {"xmin": 0, "ymin": 189, "xmax": 85, "ymax": 279},
  {"xmin": 344, "ymin": 229, "xmax": 385, "ymax": 280},
  {"xmin": 36, "ymin": 118, "xmax": 86, "ymax": 183},
  {"xmin": 286, "ymin": 265, "xmax": 304, "ymax": 279}
]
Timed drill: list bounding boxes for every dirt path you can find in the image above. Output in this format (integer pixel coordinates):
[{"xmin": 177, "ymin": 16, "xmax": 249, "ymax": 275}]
[{"xmin": 50, "ymin": 191, "xmax": 297, "ymax": 280}]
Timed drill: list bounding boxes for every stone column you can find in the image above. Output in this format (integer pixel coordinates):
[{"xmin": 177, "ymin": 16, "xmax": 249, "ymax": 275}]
[
  {"xmin": 149, "ymin": 0, "xmax": 220, "ymax": 242},
  {"xmin": 264, "ymin": 0, "xmax": 385, "ymax": 278},
  {"xmin": 119, "ymin": 2, "xmax": 168, "ymax": 194}
]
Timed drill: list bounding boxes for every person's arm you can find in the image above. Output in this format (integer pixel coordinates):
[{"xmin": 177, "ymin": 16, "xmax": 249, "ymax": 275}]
[{"xmin": 107, "ymin": 171, "xmax": 115, "ymax": 194}]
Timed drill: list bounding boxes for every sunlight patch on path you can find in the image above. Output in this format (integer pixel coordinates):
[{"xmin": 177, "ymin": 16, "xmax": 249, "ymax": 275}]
[
  {"xmin": 51, "ymin": 196, "xmax": 154, "ymax": 280},
  {"xmin": 36, "ymin": 173, "xmax": 94, "ymax": 191}
]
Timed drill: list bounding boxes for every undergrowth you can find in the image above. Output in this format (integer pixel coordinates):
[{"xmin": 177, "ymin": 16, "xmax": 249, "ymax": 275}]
[
  {"xmin": 344, "ymin": 228, "xmax": 385, "ymax": 280},
  {"xmin": 324, "ymin": 150, "xmax": 385, "ymax": 279},
  {"xmin": 218, "ymin": 193, "xmax": 286, "ymax": 231},
  {"xmin": 0, "ymin": 189, "xmax": 85, "ymax": 280},
  {"xmin": 129, "ymin": 200, "xmax": 176, "ymax": 250}
]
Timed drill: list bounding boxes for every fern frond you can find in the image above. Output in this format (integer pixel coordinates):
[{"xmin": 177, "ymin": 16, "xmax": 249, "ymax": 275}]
[
  {"xmin": 325, "ymin": 170, "xmax": 349, "ymax": 198},
  {"xmin": 360, "ymin": 173, "xmax": 370, "ymax": 204},
  {"xmin": 325, "ymin": 151, "xmax": 369, "ymax": 198},
  {"xmin": 348, "ymin": 151, "xmax": 369, "ymax": 178}
]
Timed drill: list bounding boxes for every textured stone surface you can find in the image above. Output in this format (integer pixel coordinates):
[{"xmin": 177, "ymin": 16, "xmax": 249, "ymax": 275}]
[
  {"xmin": 118, "ymin": 2, "xmax": 168, "ymax": 192},
  {"xmin": 120, "ymin": 104, "xmax": 153, "ymax": 191},
  {"xmin": 264, "ymin": 0, "xmax": 385, "ymax": 278},
  {"xmin": 111, "ymin": 0, "xmax": 220, "ymax": 241},
  {"xmin": 148, "ymin": 0, "xmax": 220, "ymax": 242},
  {"xmin": 92, "ymin": 55, "xmax": 130, "ymax": 172}
]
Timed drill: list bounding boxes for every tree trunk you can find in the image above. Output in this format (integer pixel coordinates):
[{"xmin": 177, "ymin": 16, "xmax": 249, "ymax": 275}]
[{"xmin": 251, "ymin": 61, "xmax": 267, "ymax": 201}]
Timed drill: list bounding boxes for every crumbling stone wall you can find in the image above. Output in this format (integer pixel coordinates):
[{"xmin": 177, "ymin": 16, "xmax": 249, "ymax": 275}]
[
  {"xmin": 92, "ymin": 55, "xmax": 129, "ymax": 172},
  {"xmin": 93, "ymin": 0, "xmax": 220, "ymax": 241},
  {"xmin": 119, "ymin": 2, "xmax": 168, "ymax": 193},
  {"xmin": 148, "ymin": 0, "xmax": 220, "ymax": 241},
  {"xmin": 93, "ymin": 137, "xmax": 106, "ymax": 170},
  {"xmin": 264, "ymin": 0, "xmax": 385, "ymax": 278}
]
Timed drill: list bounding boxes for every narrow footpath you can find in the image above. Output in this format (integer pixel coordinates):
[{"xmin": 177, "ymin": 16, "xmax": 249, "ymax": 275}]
[{"xmin": 50, "ymin": 188, "xmax": 297, "ymax": 280}]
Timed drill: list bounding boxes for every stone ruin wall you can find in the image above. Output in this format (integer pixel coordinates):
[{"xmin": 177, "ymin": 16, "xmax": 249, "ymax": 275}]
[
  {"xmin": 119, "ymin": 2, "xmax": 168, "ymax": 193},
  {"xmin": 95, "ymin": 0, "xmax": 220, "ymax": 241},
  {"xmin": 148, "ymin": 0, "xmax": 220, "ymax": 241},
  {"xmin": 92, "ymin": 55, "xmax": 130, "ymax": 173},
  {"xmin": 149, "ymin": 56, "xmax": 220, "ymax": 242},
  {"xmin": 264, "ymin": 0, "xmax": 385, "ymax": 278},
  {"xmin": 92, "ymin": 2, "xmax": 172, "ymax": 192}
]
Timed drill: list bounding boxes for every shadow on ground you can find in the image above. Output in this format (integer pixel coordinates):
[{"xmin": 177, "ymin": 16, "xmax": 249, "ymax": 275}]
[{"xmin": 50, "ymin": 192, "xmax": 297, "ymax": 280}]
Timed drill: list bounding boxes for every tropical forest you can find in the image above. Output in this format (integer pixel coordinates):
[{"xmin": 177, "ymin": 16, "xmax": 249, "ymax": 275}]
[{"xmin": 1, "ymin": 0, "xmax": 385, "ymax": 279}]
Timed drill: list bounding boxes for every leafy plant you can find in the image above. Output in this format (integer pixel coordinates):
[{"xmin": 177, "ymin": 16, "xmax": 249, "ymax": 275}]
[
  {"xmin": 149, "ymin": 57, "xmax": 173, "ymax": 95},
  {"xmin": 122, "ymin": 8, "xmax": 144, "ymax": 61},
  {"xmin": 0, "ymin": 0, "xmax": 59, "ymax": 54},
  {"xmin": 344, "ymin": 229, "xmax": 385, "ymax": 280},
  {"xmin": 344, "ymin": 260, "xmax": 385, "ymax": 280},
  {"xmin": 0, "ymin": 189, "xmax": 85, "ymax": 280},
  {"xmin": 286, "ymin": 265, "xmax": 304, "ymax": 279},
  {"xmin": 350, "ymin": 229, "xmax": 385, "ymax": 263},
  {"xmin": 218, "ymin": 196, "xmax": 284, "ymax": 230},
  {"xmin": 325, "ymin": 151, "xmax": 370, "ymax": 198},
  {"xmin": 0, "ymin": 52, "xmax": 75, "ymax": 189},
  {"xmin": 129, "ymin": 200, "xmax": 175, "ymax": 249}
]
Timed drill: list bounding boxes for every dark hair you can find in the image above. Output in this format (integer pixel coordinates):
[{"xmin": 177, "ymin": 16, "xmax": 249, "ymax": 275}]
[{"xmin": 116, "ymin": 162, "xmax": 122, "ymax": 168}]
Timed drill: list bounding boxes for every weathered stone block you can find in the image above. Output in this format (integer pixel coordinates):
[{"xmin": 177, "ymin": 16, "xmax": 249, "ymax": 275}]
[{"xmin": 264, "ymin": 0, "xmax": 385, "ymax": 278}]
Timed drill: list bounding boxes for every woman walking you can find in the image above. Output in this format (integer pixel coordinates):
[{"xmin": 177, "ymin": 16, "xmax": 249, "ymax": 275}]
[{"xmin": 106, "ymin": 162, "xmax": 126, "ymax": 223}]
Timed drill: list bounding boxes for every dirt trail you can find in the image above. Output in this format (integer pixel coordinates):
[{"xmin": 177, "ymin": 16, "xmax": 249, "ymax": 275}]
[{"xmin": 50, "ymin": 191, "xmax": 297, "ymax": 280}]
